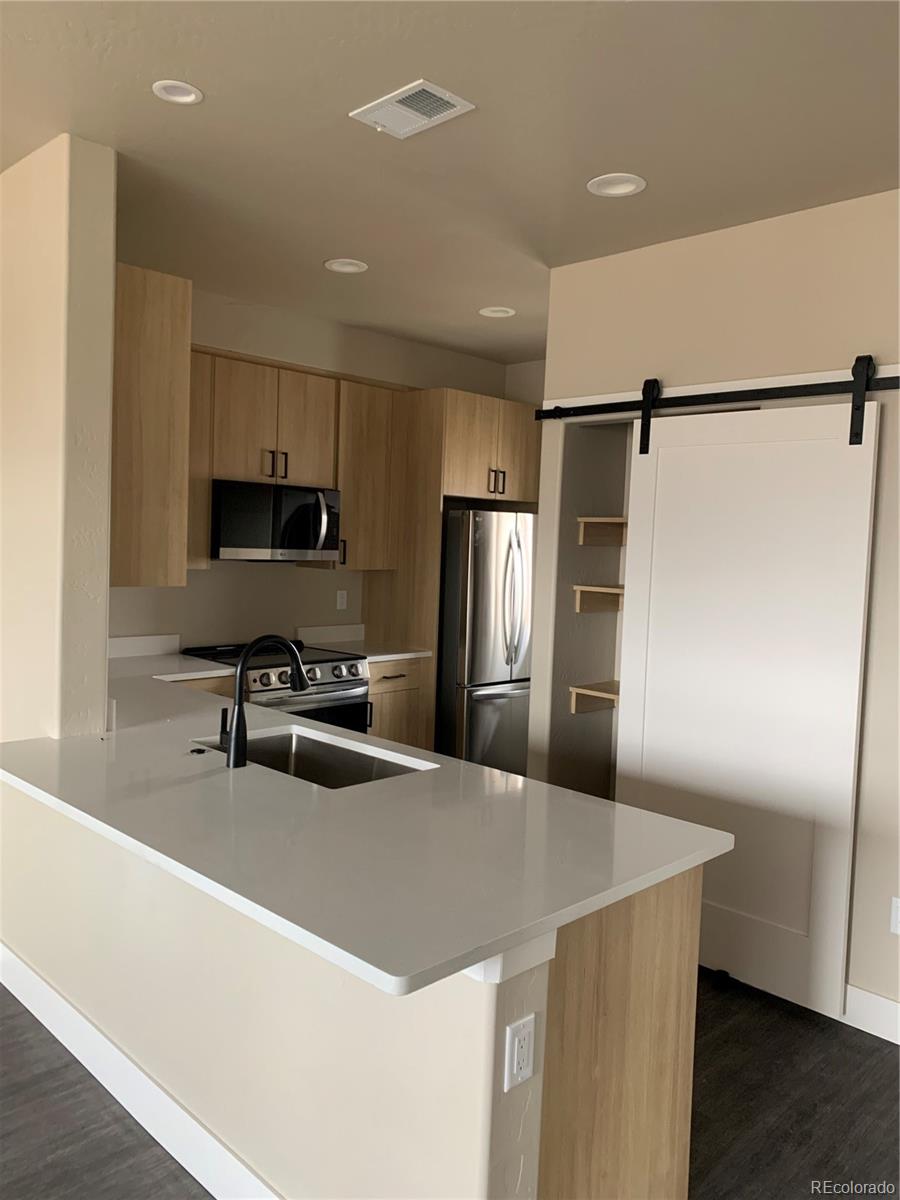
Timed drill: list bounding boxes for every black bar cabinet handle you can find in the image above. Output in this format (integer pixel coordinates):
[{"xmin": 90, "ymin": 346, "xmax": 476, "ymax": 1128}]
[
  {"xmin": 366, "ymin": 701, "xmax": 373, "ymax": 729},
  {"xmin": 279, "ymin": 450, "xmax": 289, "ymax": 478},
  {"xmin": 381, "ymin": 673, "xmax": 407, "ymax": 681},
  {"xmin": 497, "ymin": 469, "xmax": 507, "ymax": 495},
  {"xmin": 262, "ymin": 449, "xmax": 276, "ymax": 477},
  {"xmin": 339, "ymin": 539, "xmax": 347, "ymax": 565},
  {"xmin": 488, "ymin": 467, "xmax": 497, "ymax": 493}
]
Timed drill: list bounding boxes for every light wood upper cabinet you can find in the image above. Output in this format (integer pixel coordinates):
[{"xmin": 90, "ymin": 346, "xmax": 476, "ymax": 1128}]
[
  {"xmin": 441, "ymin": 389, "xmax": 541, "ymax": 503},
  {"xmin": 187, "ymin": 352, "xmax": 214, "ymax": 570},
  {"xmin": 211, "ymin": 359, "xmax": 337, "ymax": 488},
  {"xmin": 443, "ymin": 390, "xmax": 502, "ymax": 499},
  {"xmin": 110, "ymin": 263, "xmax": 192, "ymax": 587},
  {"xmin": 337, "ymin": 381, "xmax": 396, "ymax": 570},
  {"xmin": 497, "ymin": 398, "xmax": 541, "ymax": 502},
  {"xmin": 212, "ymin": 358, "xmax": 279, "ymax": 482},
  {"xmin": 276, "ymin": 370, "xmax": 337, "ymax": 487}
]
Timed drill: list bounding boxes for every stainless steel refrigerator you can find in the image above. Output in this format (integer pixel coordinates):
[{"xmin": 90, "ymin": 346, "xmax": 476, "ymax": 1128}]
[{"xmin": 437, "ymin": 507, "xmax": 535, "ymax": 775}]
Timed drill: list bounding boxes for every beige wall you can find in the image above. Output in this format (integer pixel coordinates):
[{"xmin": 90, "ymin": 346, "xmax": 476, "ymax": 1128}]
[
  {"xmin": 1, "ymin": 782, "xmax": 547, "ymax": 1198},
  {"xmin": 505, "ymin": 359, "xmax": 546, "ymax": 406},
  {"xmin": 0, "ymin": 134, "xmax": 116, "ymax": 741},
  {"xmin": 192, "ymin": 288, "xmax": 507, "ymax": 395},
  {"xmin": 543, "ymin": 190, "xmax": 900, "ymax": 1003},
  {"xmin": 108, "ymin": 561, "xmax": 363, "ymax": 645}
]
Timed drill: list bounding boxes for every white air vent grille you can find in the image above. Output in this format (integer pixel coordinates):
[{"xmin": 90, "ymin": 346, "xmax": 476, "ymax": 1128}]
[{"xmin": 349, "ymin": 79, "xmax": 474, "ymax": 140}]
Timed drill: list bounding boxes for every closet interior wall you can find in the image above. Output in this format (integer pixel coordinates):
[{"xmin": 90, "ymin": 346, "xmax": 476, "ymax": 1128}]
[{"xmin": 543, "ymin": 422, "xmax": 630, "ymax": 798}]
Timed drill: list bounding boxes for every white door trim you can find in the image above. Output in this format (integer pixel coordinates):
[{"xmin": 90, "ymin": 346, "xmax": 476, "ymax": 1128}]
[{"xmin": 0, "ymin": 943, "xmax": 278, "ymax": 1200}]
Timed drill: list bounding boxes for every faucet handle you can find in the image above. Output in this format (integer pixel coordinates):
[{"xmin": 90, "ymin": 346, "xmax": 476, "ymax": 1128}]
[{"xmin": 219, "ymin": 706, "xmax": 229, "ymax": 750}]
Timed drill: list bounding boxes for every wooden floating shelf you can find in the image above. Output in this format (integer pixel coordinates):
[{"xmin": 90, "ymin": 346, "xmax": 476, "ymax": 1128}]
[
  {"xmin": 577, "ymin": 516, "xmax": 627, "ymax": 547},
  {"xmin": 570, "ymin": 680, "xmax": 620, "ymax": 714},
  {"xmin": 573, "ymin": 584, "xmax": 624, "ymax": 613}
]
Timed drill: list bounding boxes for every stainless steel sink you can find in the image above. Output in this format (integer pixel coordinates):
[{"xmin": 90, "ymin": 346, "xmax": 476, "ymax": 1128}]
[{"xmin": 195, "ymin": 726, "xmax": 435, "ymax": 790}]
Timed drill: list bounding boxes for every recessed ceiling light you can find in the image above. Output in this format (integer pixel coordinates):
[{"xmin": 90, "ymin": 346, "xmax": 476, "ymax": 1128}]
[
  {"xmin": 478, "ymin": 306, "xmax": 516, "ymax": 318},
  {"xmin": 324, "ymin": 258, "xmax": 369, "ymax": 274},
  {"xmin": 151, "ymin": 79, "xmax": 204, "ymax": 105},
  {"xmin": 586, "ymin": 172, "xmax": 647, "ymax": 198}
]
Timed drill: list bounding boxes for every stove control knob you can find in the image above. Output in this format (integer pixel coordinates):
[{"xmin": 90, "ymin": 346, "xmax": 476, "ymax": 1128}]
[
  {"xmin": 348, "ymin": 662, "xmax": 361, "ymax": 677},
  {"xmin": 277, "ymin": 670, "xmax": 291, "ymax": 686},
  {"xmin": 259, "ymin": 672, "xmax": 272, "ymax": 688},
  {"xmin": 307, "ymin": 667, "xmax": 320, "ymax": 682},
  {"xmin": 332, "ymin": 664, "xmax": 347, "ymax": 679}
]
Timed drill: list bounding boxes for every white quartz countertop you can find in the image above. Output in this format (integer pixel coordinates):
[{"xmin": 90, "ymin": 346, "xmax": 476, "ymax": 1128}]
[
  {"xmin": 310, "ymin": 641, "xmax": 432, "ymax": 662},
  {"xmin": 1, "ymin": 655, "xmax": 732, "ymax": 995}
]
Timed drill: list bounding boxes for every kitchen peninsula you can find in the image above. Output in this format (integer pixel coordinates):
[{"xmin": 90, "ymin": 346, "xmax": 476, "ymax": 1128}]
[{"xmin": 1, "ymin": 653, "xmax": 732, "ymax": 1200}]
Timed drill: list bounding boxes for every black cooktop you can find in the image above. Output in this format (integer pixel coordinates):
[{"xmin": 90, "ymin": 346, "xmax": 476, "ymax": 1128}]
[{"xmin": 182, "ymin": 641, "xmax": 363, "ymax": 669}]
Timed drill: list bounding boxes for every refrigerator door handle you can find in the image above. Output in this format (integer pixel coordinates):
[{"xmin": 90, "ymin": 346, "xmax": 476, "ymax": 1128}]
[
  {"xmin": 511, "ymin": 527, "xmax": 525, "ymax": 664},
  {"xmin": 501, "ymin": 534, "xmax": 514, "ymax": 666},
  {"xmin": 470, "ymin": 685, "xmax": 531, "ymax": 700}
]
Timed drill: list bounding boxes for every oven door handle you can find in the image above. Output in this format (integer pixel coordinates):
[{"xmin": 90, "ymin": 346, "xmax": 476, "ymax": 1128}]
[
  {"xmin": 275, "ymin": 684, "xmax": 370, "ymax": 712},
  {"xmin": 315, "ymin": 491, "xmax": 329, "ymax": 551}
]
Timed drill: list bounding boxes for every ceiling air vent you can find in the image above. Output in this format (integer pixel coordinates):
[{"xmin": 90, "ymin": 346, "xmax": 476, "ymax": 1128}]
[{"xmin": 349, "ymin": 79, "xmax": 474, "ymax": 140}]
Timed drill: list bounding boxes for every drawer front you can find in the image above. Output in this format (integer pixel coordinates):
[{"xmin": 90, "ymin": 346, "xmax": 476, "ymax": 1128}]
[{"xmin": 369, "ymin": 658, "xmax": 423, "ymax": 695}]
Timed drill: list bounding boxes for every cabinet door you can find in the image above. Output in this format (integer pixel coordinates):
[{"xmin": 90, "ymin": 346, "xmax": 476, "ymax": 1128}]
[
  {"xmin": 212, "ymin": 357, "xmax": 279, "ymax": 482},
  {"xmin": 187, "ymin": 352, "xmax": 213, "ymax": 570},
  {"xmin": 337, "ymin": 382, "xmax": 396, "ymax": 570},
  {"xmin": 369, "ymin": 689, "xmax": 419, "ymax": 746},
  {"xmin": 497, "ymin": 399, "xmax": 541, "ymax": 502},
  {"xmin": 110, "ymin": 263, "xmax": 192, "ymax": 587},
  {"xmin": 442, "ymin": 390, "xmax": 501, "ymax": 499},
  {"xmin": 277, "ymin": 370, "xmax": 337, "ymax": 487}
]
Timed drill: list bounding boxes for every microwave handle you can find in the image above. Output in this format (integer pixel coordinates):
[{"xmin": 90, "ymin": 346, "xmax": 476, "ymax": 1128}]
[{"xmin": 315, "ymin": 491, "xmax": 328, "ymax": 551}]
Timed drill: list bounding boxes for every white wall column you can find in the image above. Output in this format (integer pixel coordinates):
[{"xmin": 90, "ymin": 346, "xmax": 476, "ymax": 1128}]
[{"xmin": 0, "ymin": 134, "xmax": 116, "ymax": 741}]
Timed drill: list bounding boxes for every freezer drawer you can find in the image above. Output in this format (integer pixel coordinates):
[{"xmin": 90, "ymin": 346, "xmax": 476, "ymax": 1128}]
[{"xmin": 462, "ymin": 683, "xmax": 530, "ymax": 776}]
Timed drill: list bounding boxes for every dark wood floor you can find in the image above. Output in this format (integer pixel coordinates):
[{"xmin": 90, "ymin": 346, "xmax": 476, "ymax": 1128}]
[
  {"xmin": 0, "ymin": 987, "xmax": 210, "ymax": 1200},
  {"xmin": 691, "ymin": 969, "xmax": 899, "ymax": 1199},
  {"xmin": 1, "ymin": 974, "xmax": 897, "ymax": 1199}
]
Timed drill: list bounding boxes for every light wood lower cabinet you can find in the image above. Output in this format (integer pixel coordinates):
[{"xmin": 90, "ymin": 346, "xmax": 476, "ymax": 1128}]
[
  {"xmin": 110, "ymin": 263, "xmax": 192, "ymax": 587},
  {"xmin": 367, "ymin": 658, "xmax": 424, "ymax": 746},
  {"xmin": 368, "ymin": 688, "xmax": 420, "ymax": 745}
]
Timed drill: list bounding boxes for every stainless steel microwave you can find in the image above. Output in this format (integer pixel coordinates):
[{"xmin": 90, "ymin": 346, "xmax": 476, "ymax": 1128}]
[{"xmin": 210, "ymin": 480, "xmax": 340, "ymax": 562}]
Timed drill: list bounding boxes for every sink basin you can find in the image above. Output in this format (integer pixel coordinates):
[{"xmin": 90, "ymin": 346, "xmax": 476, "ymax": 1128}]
[{"xmin": 195, "ymin": 725, "xmax": 437, "ymax": 790}]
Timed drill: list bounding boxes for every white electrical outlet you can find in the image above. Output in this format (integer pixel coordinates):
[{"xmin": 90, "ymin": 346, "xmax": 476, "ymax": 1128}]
[
  {"xmin": 336, "ymin": 590, "xmax": 348, "ymax": 612},
  {"xmin": 504, "ymin": 1013, "xmax": 535, "ymax": 1092},
  {"xmin": 891, "ymin": 897, "xmax": 900, "ymax": 936}
]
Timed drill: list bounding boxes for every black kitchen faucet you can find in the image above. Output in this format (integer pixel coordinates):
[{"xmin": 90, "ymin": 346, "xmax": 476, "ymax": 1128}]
[{"xmin": 226, "ymin": 635, "xmax": 311, "ymax": 768}]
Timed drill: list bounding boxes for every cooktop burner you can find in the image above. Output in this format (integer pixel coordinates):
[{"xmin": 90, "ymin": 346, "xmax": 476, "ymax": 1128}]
[{"xmin": 182, "ymin": 641, "xmax": 363, "ymax": 670}]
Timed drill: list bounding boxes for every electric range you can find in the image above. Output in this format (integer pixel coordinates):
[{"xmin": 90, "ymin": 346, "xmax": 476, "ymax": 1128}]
[{"xmin": 182, "ymin": 641, "xmax": 371, "ymax": 733}]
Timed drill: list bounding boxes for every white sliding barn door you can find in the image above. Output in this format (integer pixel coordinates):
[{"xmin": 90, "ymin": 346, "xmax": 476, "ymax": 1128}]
[{"xmin": 617, "ymin": 403, "xmax": 878, "ymax": 1017}]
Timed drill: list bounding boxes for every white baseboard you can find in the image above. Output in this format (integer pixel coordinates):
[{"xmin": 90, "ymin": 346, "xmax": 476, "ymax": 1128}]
[
  {"xmin": 0, "ymin": 944, "xmax": 278, "ymax": 1200},
  {"xmin": 842, "ymin": 984, "xmax": 900, "ymax": 1044}
]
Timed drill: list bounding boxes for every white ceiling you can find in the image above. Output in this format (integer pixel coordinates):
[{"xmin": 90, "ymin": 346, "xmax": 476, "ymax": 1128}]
[{"xmin": 2, "ymin": 2, "xmax": 897, "ymax": 363}]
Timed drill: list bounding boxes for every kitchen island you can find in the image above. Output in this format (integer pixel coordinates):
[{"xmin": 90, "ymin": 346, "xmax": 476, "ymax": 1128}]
[{"xmin": 1, "ymin": 655, "xmax": 732, "ymax": 1200}]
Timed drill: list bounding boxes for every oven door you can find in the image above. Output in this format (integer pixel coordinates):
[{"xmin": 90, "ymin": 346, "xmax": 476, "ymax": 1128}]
[{"xmin": 257, "ymin": 684, "xmax": 369, "ymax": 733}]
